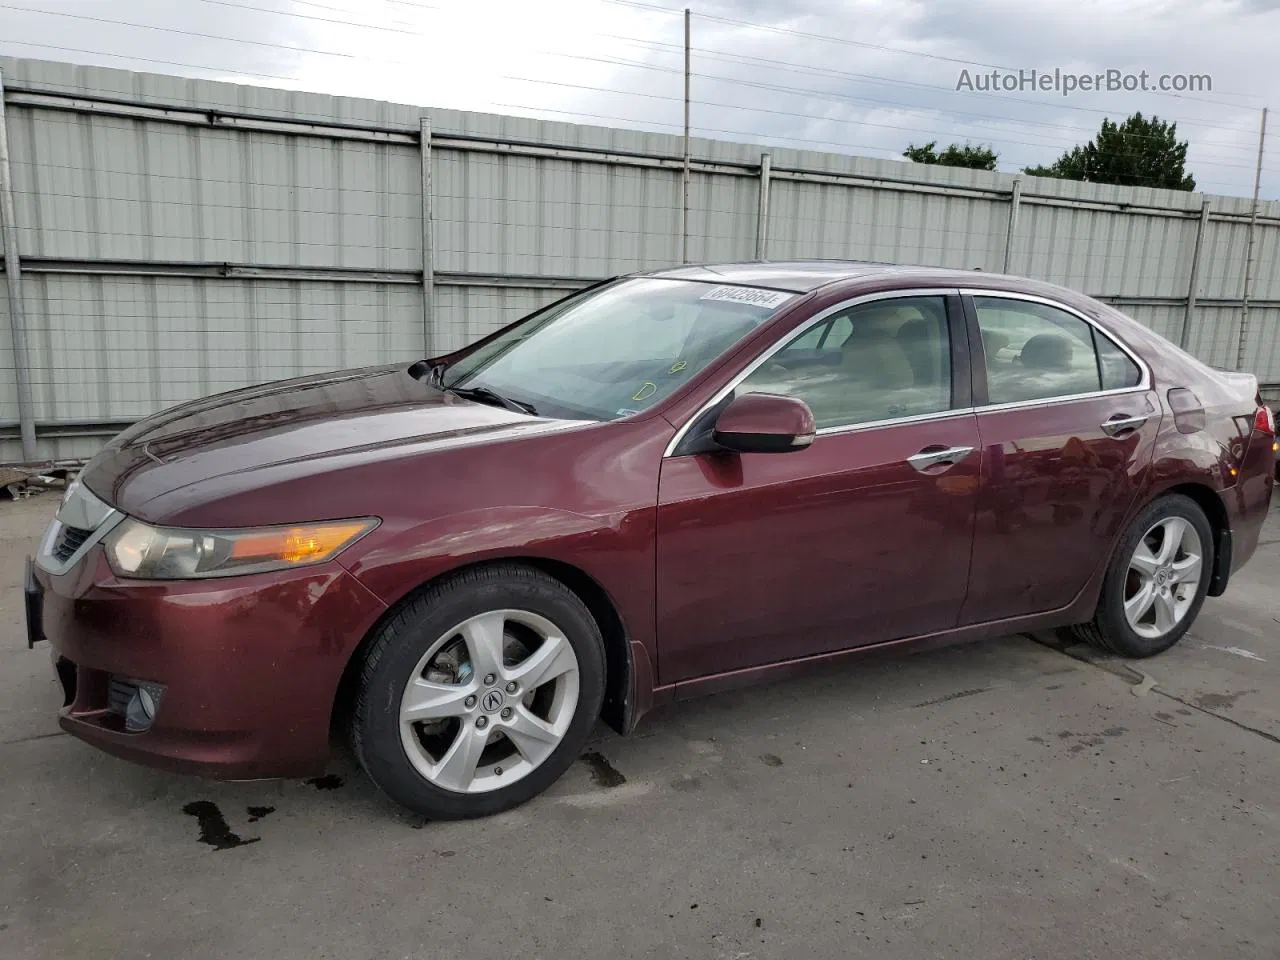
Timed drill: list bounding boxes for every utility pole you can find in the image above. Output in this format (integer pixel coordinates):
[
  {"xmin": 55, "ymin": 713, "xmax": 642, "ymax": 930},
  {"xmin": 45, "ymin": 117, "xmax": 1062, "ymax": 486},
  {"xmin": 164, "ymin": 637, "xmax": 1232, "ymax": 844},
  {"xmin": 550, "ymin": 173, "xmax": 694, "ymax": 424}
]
[
  {"xmin": 681, "ymin": 7, "xmax": 691, "ymax": 264},
  {"xmin": 1237, "ymin": 106, "xmax": 1267, "ymax": 371}
]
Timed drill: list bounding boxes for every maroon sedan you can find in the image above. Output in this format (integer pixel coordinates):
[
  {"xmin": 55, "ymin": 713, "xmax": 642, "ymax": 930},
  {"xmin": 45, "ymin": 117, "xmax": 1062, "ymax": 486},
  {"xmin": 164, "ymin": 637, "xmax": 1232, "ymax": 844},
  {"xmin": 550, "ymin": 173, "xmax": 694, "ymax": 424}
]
[{"xmin": 25, "ymin": 262, "xmax": 1274, "ymax": 819}]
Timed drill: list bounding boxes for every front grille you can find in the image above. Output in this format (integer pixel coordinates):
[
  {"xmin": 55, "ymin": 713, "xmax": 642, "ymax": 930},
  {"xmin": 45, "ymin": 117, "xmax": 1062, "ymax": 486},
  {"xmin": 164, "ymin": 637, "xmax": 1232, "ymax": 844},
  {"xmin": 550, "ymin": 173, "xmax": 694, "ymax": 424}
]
[{"xmin": 51, "ymin": 524, "xmax": 92, "ymax": 563}]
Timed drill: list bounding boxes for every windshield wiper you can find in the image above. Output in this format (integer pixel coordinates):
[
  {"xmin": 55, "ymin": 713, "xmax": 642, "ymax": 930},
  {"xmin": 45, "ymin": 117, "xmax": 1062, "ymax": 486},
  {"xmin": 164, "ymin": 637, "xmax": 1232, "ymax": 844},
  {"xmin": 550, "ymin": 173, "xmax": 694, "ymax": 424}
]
[{"xmin": 445, "ymin": 384, "xmax": 538, "ymax": 416}]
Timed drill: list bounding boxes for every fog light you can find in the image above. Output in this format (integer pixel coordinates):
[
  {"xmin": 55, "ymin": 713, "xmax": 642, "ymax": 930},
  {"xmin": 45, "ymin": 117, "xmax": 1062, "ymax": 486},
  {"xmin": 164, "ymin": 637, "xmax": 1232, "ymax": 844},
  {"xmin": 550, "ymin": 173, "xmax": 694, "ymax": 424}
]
[{"xmin": 124, "ymin": 682, "xmax": 165, "ymax": 732}]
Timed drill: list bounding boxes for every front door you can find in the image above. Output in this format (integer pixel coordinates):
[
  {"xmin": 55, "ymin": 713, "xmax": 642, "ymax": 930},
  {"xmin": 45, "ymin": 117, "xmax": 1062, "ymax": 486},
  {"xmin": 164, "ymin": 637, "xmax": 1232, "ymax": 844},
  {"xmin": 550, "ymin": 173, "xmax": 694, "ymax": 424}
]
[
  {"xmin": 655, "ymin": 292, "xmax": 981, "ymax": 684},
  {"xmin": 959, "ymin": 293, "xmax": 1161, "ymax": 624}
]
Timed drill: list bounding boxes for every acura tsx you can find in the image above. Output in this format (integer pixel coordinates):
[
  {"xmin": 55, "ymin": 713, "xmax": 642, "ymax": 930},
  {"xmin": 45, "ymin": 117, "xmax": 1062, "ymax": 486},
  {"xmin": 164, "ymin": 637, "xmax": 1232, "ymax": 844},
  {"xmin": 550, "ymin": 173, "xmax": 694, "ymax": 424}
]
[{"xmin": 25, "ymin": 261, "xmax": 1274, "ymax": 818}]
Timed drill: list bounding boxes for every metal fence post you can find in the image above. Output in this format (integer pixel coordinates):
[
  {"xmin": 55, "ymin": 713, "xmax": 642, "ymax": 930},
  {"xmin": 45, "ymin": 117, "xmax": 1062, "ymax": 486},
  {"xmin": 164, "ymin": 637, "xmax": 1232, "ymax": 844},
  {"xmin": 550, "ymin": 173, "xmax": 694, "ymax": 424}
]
[
  {"xmin": 0, "ymin": 68, "xmax": 37, "ymax": 461},
  {"xmin": 1237, "ymin": 107, "xmax": 1268, "ymax": 371},
  {"xmin": 1179, "ymin": 196, "xmax": 1211, "ymax": 351},
  {"xmin": 419, "ymin": 115, "xmax": 435, "ymax": 357},
  {"xmin": 754, "ymin": 152, "xmax": 772, "ymax": 260},
  {"xmin": 1002, "ymin": 174, "xmax": 1023, "ymax": 273}
]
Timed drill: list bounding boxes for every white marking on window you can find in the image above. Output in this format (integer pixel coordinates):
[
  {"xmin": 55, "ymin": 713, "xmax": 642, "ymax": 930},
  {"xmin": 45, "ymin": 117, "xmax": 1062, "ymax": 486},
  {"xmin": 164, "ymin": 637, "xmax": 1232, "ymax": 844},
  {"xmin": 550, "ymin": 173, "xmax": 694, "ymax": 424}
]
[{"xmin": 698, "ymin": 285, "xmax": 795, "ymax": 309}]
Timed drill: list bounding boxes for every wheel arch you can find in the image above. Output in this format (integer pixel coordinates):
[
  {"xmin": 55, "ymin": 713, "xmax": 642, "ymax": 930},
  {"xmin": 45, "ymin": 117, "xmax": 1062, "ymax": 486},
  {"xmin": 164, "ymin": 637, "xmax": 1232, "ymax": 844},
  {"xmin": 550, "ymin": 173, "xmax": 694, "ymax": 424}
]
[
  {"xmin": 330, "ymin": 556, "xmax": 635, "ymax": 740},
  {"xmin": 1161, "ymin": 482, "xmax": 1231, "ymax": 595},
  {"xmin": 1128, "ymin": 480, "xmax": 1231, "ymax": 596}
]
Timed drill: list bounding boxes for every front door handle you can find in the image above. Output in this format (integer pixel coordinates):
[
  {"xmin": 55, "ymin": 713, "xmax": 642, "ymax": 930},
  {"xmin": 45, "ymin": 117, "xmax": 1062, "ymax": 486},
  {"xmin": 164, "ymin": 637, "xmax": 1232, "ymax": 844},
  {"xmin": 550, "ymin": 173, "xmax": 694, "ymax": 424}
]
[
  {"xmin": 907, "ymin": 445, "xmax": 975, "ymax": 472},
  {"xmin": 1100, "ymin": 414, "xmax": 1148, "ymax": 437}
]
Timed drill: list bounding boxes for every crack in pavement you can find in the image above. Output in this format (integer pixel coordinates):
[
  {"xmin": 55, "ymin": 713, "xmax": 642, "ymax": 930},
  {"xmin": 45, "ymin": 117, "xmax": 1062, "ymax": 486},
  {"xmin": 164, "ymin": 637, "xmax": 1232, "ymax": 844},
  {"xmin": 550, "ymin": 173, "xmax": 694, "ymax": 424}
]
[
  {"xmin": 1027, "ymin": 634, "xmax": 1280, "ymax": 747},
  {"xmin": 0, "ymin": 730, "xmax": 66, "ymax": 746}
]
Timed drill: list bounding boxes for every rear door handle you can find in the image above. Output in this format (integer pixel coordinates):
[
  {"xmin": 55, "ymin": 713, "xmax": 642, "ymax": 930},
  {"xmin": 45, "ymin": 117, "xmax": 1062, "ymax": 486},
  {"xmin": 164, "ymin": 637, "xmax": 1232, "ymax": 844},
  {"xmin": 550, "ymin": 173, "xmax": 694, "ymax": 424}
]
[
  {"xmin": 907, "ymin": 445, "xmax": 975, "ymax": 472},
  {"xmin": 1100, "ymin": 414, "xmax": 1148, "ymax": 437}
]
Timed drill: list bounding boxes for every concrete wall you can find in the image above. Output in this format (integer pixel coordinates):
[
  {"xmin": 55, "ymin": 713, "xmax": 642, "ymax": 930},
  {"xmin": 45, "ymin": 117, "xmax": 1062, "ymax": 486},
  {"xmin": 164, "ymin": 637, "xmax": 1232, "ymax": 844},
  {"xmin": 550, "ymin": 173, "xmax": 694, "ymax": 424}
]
[{"xmin": 3, "ymin": 55, "xmax": 1279, "ymax": 461}]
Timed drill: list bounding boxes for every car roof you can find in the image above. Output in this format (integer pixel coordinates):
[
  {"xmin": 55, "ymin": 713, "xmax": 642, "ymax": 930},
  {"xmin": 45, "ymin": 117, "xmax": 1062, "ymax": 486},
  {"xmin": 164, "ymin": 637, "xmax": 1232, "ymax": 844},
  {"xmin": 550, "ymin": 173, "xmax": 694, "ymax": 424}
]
[{"xmin": 640, "ymin": 260, "xmax": 1007, "ymax": 294}]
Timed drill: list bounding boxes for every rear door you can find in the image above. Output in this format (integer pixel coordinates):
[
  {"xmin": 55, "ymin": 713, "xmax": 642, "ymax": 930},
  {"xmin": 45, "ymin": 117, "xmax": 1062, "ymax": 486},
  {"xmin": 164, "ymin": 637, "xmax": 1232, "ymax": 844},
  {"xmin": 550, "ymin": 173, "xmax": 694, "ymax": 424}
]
[
  {"xmin": 959, "ymin": 292, "xmax": 1161, "ymax": 624},
  {"xmin": 655, "ymin": 291, "xmax": 982, "ymax": 684}
]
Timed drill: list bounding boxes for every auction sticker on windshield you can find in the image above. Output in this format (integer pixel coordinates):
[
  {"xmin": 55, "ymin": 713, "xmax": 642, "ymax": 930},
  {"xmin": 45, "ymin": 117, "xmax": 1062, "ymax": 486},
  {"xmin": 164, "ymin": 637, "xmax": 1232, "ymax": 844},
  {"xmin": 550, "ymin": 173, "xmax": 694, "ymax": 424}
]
[{"xmin": 698, "ymin": 285, "xmax": 795, "ymax": 309}]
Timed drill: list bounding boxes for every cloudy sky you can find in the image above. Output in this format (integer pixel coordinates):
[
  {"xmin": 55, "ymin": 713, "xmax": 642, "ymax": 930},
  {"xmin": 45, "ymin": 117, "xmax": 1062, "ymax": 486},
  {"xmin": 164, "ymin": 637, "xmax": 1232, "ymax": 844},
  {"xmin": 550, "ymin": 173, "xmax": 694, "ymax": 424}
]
[{"xmin": 0, "ymin": 0, "xmax": 1275, "ymax": 198}]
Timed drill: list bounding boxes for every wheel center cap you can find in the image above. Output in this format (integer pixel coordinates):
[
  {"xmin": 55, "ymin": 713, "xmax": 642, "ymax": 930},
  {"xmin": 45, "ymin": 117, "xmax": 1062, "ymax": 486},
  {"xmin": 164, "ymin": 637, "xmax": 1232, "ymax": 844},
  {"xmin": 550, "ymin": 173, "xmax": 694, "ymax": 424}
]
[
  {"xmin": 1155, "ymin": 568, "xmax": 1170, "ymax": 585},
  {"xmin": 480, "ymin": 690, "xmax": 506, "ymax": 714}
]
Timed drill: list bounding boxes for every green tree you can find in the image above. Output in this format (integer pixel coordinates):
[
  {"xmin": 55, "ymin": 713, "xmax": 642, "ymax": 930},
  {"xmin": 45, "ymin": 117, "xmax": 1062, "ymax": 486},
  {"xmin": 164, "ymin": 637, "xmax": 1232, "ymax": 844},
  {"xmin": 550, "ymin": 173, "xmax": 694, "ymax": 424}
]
[
  {"xmin": 1023, "ymin": 112, "xmax": 1195, "ymax": 190},
  {"xmin": 902, "ymin": 140, "xmax": 999, "ymax": 170}
]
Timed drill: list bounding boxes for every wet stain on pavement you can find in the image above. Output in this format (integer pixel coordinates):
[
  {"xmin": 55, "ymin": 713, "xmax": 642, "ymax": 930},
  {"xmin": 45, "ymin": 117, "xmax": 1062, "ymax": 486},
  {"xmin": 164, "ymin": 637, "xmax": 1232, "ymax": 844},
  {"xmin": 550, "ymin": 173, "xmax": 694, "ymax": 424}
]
[
  {"xmin": 1060, "ymin": 727, "xmax": 1127, "ymax": 753},
  {"xmin": 580, "ymin": 751, "xmax": 626, "ymax": 788},
  {"xmin": 760, "ymin": 753, "xmax": 784, "ymax": 767},
  {"xmin": 246, "ymin": 805, "xmax": 275, "ymax": 823},
  {"xmin": 305, "ymin": 775, "xmax": 344, "ymax": 790},
  {"xmin": 182, "ymin": 801, "xmax": 259, "ymax": 851},
  {"xmin": 1195, "ymin": 691, "xmax": 1253, "ymax": 711}
]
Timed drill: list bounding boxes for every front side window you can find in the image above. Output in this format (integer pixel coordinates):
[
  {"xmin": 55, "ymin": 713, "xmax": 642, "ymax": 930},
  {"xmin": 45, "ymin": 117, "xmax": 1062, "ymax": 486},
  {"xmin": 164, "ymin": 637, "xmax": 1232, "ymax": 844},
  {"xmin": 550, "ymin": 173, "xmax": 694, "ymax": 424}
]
[
  {"xmin": 443, "ymin": 279, "xmax": 797, "ymax": 421},
  {"xmin": 736, "ymin": 295, "xmax": 952, "ymax": 430},
  {"xmin": 974, "ymin": 297, "xmax": 1106, "ymax": 404}
]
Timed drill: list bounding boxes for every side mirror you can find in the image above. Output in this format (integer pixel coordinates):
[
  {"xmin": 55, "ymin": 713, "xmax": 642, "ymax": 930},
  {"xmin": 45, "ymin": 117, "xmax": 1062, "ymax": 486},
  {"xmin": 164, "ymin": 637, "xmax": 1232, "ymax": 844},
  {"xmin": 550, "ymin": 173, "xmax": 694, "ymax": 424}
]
[{"xmin": 712, "ymin": 393, "xmax": 816, "ymax": 454}]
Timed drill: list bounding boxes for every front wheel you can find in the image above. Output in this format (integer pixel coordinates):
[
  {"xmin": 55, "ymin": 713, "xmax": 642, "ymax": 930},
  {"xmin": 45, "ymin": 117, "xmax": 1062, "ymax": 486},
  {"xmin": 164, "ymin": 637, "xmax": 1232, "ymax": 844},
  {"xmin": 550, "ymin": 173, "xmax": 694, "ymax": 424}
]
[
  {"xmin": 1072, "ymin": 494, "xmax": 1213, "ymax": 658},
  {"xmin": 352, "ymin": 565, "xmax": 606, "ymax": 819}
]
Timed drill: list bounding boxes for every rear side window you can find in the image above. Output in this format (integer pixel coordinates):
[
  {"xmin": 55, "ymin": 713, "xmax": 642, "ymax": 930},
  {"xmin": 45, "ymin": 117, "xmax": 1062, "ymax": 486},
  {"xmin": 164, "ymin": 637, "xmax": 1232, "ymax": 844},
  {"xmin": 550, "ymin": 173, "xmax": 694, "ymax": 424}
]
[
  {"xmin": 973, "ymin": 297, "xmax": 1102, "ymax": 404},
  {"xmin": 1094, "ymin": 331, "xmax": 1142, "ymax": 390}
]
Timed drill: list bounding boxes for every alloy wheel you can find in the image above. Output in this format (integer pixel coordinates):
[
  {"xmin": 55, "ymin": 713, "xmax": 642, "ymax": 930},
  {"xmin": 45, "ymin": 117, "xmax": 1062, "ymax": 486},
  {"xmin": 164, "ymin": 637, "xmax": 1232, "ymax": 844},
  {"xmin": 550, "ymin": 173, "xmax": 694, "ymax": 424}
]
[
  {"xmin": 1123, "ymin": 516, "xmax": 1204, "ymax": 640},
  {"xmin": 398, "ymin": 609, "xmax": 580, "ymax": 794}
]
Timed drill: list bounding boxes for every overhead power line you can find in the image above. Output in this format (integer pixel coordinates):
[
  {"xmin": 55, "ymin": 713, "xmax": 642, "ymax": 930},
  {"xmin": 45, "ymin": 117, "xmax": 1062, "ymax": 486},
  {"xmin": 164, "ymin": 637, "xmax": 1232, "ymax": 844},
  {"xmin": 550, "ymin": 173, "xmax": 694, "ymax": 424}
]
[
  {"xmin": 594, "ymin": 0, "xmax": 1264, "ymax": 110},
  {"xmin": 607, "ymin": 35, "xmax": 1257, "ymax": 136},
  {"xmin": 0, "ymin": 1, "xmax": 1257, "ymax": 156},
  {"xmin": 538, "ymin": 47, "xmax": 1263, "ymax": 157},
  {"xmin": 190, "ymin": 0, "xmax": 429, "ymax": 35}
]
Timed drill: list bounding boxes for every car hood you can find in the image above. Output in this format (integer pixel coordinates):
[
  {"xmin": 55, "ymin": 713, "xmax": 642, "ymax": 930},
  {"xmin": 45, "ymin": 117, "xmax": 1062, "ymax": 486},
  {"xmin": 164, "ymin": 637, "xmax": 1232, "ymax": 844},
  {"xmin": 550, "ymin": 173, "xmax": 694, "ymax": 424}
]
[{"xmin": 82, "ymin": 363, "xmax": 579, "ymax": 519}]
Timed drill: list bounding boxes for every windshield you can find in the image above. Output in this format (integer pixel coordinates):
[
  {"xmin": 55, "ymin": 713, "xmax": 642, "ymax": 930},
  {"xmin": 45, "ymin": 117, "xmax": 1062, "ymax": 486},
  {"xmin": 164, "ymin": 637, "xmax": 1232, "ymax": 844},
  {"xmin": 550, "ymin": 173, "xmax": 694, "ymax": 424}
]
[{"xmin": 441, "ymin": 278, "xmax": 797, "ymax": 421}]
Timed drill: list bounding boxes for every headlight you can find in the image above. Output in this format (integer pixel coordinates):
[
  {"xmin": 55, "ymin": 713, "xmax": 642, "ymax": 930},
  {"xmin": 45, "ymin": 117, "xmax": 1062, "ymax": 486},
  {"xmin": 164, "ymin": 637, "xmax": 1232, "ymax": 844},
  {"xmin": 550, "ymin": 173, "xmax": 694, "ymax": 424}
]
[{"xmin": 104, "ymin": 517, "xmax": 378, "ymax": 580}]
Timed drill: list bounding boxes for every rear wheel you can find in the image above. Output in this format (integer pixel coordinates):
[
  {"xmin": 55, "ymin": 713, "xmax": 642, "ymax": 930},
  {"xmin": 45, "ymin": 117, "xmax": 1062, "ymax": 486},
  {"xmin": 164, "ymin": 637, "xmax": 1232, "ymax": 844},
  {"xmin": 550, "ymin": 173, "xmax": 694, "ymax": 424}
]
[
  {"xmin": 352, "ymin": 565, "xmax": 606, "ymax": 819},
  {"xmin": 1072, "ymin": 494, "xmax": 1213, "ymax": 657}
]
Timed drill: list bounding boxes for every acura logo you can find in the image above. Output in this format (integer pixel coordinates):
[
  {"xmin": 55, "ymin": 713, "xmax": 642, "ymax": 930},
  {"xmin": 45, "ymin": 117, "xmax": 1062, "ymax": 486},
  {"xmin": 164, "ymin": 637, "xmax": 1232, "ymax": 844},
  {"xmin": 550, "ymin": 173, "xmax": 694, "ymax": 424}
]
[{"xmin": 482, "ymin": 690, "xmax": 505, "ymax": 713}]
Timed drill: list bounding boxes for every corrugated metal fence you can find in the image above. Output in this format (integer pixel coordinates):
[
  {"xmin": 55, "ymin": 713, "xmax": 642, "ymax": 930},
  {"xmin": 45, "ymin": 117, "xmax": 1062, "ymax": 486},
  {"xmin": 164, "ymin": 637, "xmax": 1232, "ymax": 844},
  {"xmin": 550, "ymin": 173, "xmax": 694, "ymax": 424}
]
[{"xmin": 2, "ymin": 55, "xmax": 1279, "ymax": 463}]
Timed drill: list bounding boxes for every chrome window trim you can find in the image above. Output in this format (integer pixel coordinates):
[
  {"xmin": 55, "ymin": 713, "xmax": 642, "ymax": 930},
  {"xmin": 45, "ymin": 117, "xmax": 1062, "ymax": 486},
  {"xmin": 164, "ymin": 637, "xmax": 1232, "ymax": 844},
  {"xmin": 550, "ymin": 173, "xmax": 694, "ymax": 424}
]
[
  {"xmin": 960, "ymin": 288, "xmax": 1152, "ymax": 393},
  {"xmin": 815, "ymin": 406, "xmax": 978, "ymax": 437},
  {"xmin": 663, "ymin": 288, "xmax": 961, "ymax": 458},
  {"xmin": 975, "ymin": 384, "xmax": 1150, "ymax": 415},
  {"xmin": 662, "ymin": 286, "xmax": 1156, "ymax": 459}
]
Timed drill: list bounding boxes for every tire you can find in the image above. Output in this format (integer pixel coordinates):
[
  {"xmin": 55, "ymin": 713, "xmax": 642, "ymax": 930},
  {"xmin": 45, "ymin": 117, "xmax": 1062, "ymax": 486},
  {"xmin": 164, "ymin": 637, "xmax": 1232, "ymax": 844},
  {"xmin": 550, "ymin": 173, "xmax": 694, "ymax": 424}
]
[
  {"xmin": 352, "ymin": 564, "xmax": 606, "ymax": 819},
  {"xmin": 1072, "ymin": 493, "xmax": 1214, "ymax": 658}
]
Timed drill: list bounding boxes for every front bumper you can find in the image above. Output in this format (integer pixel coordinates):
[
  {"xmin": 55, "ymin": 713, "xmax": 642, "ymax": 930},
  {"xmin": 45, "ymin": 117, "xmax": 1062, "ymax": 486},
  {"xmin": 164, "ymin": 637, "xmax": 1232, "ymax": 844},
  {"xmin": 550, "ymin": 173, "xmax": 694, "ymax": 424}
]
[{"xmin": 32, "ymin": 548, "xmax": 386, "ymax": 779}]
